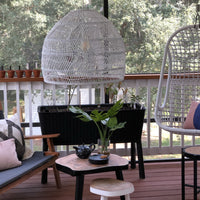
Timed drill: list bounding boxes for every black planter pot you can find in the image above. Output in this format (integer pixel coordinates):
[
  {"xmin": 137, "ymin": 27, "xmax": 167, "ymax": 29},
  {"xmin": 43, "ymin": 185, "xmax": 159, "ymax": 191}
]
[{"xmin": 38, "ymin": 103, "xmax": 145, "ymax": 179}]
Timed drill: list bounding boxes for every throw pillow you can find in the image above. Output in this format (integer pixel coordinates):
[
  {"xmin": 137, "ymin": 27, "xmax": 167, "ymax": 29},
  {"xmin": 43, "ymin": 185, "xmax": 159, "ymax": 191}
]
[
  {"xmin": 0, "ymin": 138, "xmax": 21, "ymax": 171},
  {"xmin": 183, "ymin": 101, "xmax": 200, "ymax": 129},
  {"xmin": 23, "ymin": 144, "xmax": 34, "ymax": 160},
  {"xmin": 0, "ymin": 114, "xmax": 31, "ymax": 160}
]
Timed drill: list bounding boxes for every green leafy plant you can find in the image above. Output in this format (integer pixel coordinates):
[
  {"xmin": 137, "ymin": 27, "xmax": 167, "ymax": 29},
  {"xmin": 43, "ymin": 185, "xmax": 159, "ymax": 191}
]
[
  {"xmin": 105, "ymin": 82, "xmax": 128, "ymax": 103},
  {"xmin": 130, "ymin": 94, "xmax": 144, "ymax": 110},
  {"xmin": 69, "ymin": 100, "xmax": 127, "ymax": 153}
]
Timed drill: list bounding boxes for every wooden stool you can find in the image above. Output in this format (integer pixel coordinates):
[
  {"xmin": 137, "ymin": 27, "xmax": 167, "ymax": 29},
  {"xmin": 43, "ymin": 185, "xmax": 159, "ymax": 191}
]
[{"xmin": 90, "ymin": 178, "xmax": 134, "ymax": 200}]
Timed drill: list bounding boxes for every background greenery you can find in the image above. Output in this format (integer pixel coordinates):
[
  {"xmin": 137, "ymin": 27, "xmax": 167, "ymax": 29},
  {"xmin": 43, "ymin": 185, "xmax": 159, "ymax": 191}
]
[{"xmin": 0, "ymin": 0, "xmax": 198, "ymax": 72}]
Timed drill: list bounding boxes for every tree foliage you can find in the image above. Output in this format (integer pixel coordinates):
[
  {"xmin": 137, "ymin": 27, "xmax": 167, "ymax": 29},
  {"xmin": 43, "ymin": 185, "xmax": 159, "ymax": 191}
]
[
  {"xmin": 110, "ymin": 0, "xmax": 197, "ymax": 73},
  {"xmin": 0, "ymin": 0, "xmax": 198, "ymax": 72}
]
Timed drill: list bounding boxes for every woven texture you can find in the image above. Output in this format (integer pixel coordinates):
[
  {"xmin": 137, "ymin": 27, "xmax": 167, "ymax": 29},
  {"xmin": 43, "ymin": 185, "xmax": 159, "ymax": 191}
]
[
  {"xmin": 42, "ymin": 9, "xmax": 125, "ymax": 85},
  {"xmin": 155, "ymin": 25, "xmax": 200, "ymax": 135}
]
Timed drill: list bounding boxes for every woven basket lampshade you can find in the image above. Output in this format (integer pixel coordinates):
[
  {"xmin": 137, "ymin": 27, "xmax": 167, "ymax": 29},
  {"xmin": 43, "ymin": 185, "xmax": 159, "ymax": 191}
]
[{"xmin": 41, "ymin": 9, "xmax": 126, "ymax": 85}]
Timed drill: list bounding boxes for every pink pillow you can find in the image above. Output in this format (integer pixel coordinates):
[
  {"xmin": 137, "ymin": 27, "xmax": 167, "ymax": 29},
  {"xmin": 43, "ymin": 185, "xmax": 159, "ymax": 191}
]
[
  {"xmin": 0, "ymin": 138, "xmax": 21, "ymax": 171},
  {"xmin": 184, "ymin": 101, "xmax": 200, "ymax": 129}
]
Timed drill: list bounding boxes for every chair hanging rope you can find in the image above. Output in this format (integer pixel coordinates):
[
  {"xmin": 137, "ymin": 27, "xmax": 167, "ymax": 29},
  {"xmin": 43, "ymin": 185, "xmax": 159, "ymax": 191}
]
[{"xmin": 41, "ymin": 9, "xmax": 125, "ymax": 86}]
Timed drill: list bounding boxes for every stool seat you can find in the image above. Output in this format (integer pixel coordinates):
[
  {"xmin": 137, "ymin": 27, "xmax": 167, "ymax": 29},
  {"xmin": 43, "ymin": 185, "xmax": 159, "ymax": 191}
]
[{"xmin": 90, "ymin": 178, "xmax": 134, "ymax": 200}]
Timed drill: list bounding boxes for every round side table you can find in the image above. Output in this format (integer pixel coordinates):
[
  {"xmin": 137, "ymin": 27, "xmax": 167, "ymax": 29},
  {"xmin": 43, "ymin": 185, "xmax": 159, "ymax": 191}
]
[{"xmin": 182, "ymin": 146, "xmax": 200, "ymax": 200}]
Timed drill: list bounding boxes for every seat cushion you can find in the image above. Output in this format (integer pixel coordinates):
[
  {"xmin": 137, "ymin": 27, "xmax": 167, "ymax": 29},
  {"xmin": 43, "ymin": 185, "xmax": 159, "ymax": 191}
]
[{"xmin": 0, "ymin": 152, "xmax": 53, "ymax": 189}]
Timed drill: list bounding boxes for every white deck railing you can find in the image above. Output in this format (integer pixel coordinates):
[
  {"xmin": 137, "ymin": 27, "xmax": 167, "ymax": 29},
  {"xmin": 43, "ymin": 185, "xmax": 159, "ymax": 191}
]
[{"xmin": 0, "ymin": 74, "xmax": 198, "ymax": 158}]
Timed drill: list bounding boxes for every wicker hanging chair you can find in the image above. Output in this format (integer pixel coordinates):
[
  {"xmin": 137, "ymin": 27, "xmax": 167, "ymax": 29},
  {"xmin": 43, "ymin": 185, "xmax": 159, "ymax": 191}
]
[
  {"xmin": 41, "ymin": 9, "xmax": 125, "ymax": 85},
  {"xmin": 155, "ymin": 25, "xmax": 200, "ymax": 136}
]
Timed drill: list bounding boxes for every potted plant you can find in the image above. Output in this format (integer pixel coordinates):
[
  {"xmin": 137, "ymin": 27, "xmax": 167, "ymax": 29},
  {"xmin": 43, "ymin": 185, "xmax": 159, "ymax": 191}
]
[
  {"xmin": 24, "ymin": 63, "xmax": 32, "ymax": 78},
  {"xmin": 0, "ymin": 66, "xmax": 5, "ymax": 78},
  {"xmin": 7, "ymin": 66, "xmax": 15, "ymax": 78},
  {"xmin": 15, "ymin": 66, "xmax": 24, "ymax": 78},
  {"xmin": 33, "ymin": 62, "xmax": 41, "ymax": 78},
  {"xmin": 69, "ymin": 100, "xmax": 126, "ymax": 156}
]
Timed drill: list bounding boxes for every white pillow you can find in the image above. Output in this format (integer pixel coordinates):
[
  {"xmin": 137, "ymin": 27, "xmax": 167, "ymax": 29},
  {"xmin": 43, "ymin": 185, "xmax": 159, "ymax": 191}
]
[
  {"xmin": 0, "ymin": 113, "xmax": 33, "ymax": 160},
  {"xmin": 0, "ymin": 138, "xmax": 21, "ymax": 171},
  {"xmin": 23, "ymin": 145, "xmax": 34, "ymax": 160}
]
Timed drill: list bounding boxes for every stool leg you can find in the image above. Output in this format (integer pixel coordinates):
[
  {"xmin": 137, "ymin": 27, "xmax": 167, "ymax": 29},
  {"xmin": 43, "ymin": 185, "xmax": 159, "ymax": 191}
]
[
  {"xmin": 125, "ymin": 194, "xmax": 131, "ymax": 200},
  {"xmin": 115, "ymin": 170, "xmax": 125, "ymax": 200},
  {"xmin": 100, "ymin": 196, "xmax": 108, "ymax": 200}
]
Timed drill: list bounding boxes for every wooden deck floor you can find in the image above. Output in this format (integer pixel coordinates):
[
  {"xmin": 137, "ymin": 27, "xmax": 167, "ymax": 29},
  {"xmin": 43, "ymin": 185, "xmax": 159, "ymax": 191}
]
[{"xmin": 0, "ymin": 161, "xmax": 198, "ymax": 200}]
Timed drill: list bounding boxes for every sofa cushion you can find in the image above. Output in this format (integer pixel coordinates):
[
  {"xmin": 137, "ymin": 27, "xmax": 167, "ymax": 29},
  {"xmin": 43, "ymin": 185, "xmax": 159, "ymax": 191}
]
[
  {"xmin": 0, "ymin": 113, "xmax": 33, "ymax": 160},
  {"xmin": 0, "ymin": 138, "xmax": 21, "ymax": 171},
  {"xmin": 0, "ymin": 152, "xmax": 53, "ymax": 189},
  {"xmin": 0, "ymin": 114, "xmax": 25, "ymax": 160}
]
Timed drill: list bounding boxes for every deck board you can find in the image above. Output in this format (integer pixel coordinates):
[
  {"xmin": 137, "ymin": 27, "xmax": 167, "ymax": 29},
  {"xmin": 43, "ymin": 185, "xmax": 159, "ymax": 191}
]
[{"xmin": 0, "ymin": 161, "xmax": 197, "ymax": 200}]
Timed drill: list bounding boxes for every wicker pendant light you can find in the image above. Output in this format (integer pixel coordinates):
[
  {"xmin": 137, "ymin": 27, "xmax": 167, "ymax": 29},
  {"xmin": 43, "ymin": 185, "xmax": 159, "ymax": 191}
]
[{"xmin": 41, "ymin": 9, "xmax": 125, "ymax": 85}]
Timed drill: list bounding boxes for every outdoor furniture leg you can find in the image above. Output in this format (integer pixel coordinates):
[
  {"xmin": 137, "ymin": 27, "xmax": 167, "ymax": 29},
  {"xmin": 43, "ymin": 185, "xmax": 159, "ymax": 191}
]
[
  {"xmin": 75, "ymin": 175, "xmax": 84, "ymax": 200},
  {"xmin": 42, "ymin": 138, "xmax": 48, "ymax": 184},
  {"xmin": 181, "ymin": 150, "xmax": 185, "ymax": 200},
  {"xmin": 130, "ymin": 142, "xmax": 136, "ymax": 169},
  {"xmin": 115, "ymin": 170, "xmax": 125, "ymax": 200},
  {"xmin": 194, "ymin": 159, "xmax": 197, "ymax": 200},
  {"xmin": 137, "ymin": 140, "xmax": 145, "ymax": 179},
  {"xmin": 41, "ymin": 169, "xmax": 48, "ymax": 184},
  {"xmin": 182, "ymin": 147, "xmax": 200, "ymax": 200}
]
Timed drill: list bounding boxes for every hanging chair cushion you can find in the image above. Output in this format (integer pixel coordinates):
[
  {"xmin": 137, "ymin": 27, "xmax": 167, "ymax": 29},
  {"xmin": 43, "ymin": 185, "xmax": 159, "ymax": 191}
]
[{"xmin": 184, "ymin": 101, "xmax": 200, "ymax": 129}]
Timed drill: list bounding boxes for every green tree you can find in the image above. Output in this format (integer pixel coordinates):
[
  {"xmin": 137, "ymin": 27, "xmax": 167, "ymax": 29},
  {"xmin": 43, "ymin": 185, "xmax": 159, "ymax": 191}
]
[
  {"xmin": 0, "ymin": 0, "xmax": 99, "ymax": 68},
  {"xmin": 109, "ymin": 0, "xmax": 197, "ymax": 73},
  {"xmin": 0, "ymin": 0, "xmax": 198, "ymax": 73}
]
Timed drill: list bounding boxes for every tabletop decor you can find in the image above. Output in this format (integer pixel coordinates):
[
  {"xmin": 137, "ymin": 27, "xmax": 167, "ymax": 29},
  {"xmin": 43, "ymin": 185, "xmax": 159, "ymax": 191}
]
[
  {"xmin": 69, "ymin": 100, "xmax": 126, "ymax": 157},
  {"xmin": 73, "ymin": 143, "xmax": 95, "ymax": 159},
  {"xmin": 89, "ymin": 154, "xmax": 109, "ymax": 164}
]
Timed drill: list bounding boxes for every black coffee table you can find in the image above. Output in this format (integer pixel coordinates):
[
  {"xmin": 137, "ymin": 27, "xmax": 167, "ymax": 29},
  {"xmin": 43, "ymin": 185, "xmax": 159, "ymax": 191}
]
[{"xmin": 56, "ymin": 154, "xmax": 129, "ymax": 200}]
